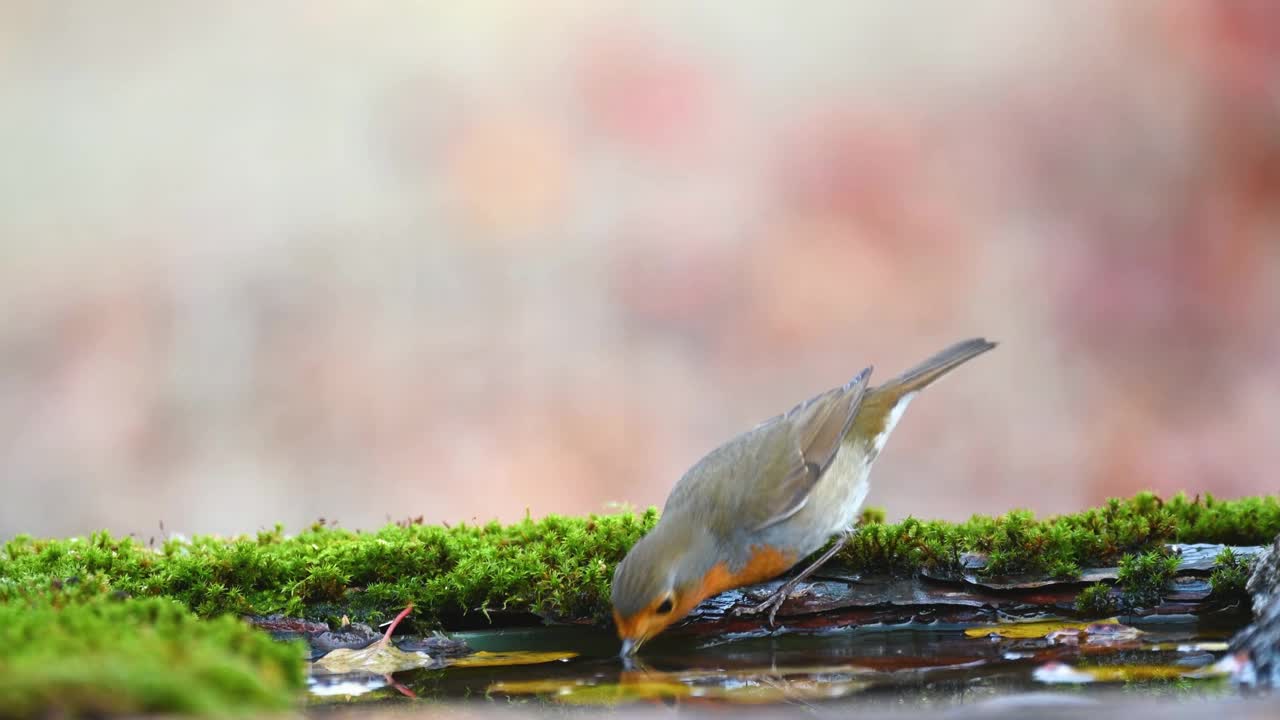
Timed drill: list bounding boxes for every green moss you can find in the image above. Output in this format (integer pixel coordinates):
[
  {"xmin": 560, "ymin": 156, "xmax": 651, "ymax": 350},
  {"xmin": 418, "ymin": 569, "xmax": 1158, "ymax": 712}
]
[
  {"xmin": 838, "ymin": 492, "xmax": 1278, "ymax": 580},
  {"xmin": 0, "ymin": 493, "xmax": 1272, "ymax": 716},
  {"xmin": 1, "ymin": 509, "xmax": 660, "ymax": 627},
  {"xmin": 0, "ymin": 587, "xmax": 304, "ymax": 717},
  {"xmin": 1208, "ymin": 547, "xmax": 1252, "ymax": 605},
  {"xmin": 1117, "ymin": 549, "xmax": 1181, "ymax": 608},
  {"xmin": 1075, "ymin": 582, "xmax": 1119, "ymax": 615},
  {"xmin": 857, "ymin": 507, "xmax": 887, "ymax": 526},
  {"xmin": 1, "ymin": 494, "xmax": 1274, "ymax": 630},
  {"xmin": 1, "ymin": 492, "xmax": 1266, "ymax": 720}
]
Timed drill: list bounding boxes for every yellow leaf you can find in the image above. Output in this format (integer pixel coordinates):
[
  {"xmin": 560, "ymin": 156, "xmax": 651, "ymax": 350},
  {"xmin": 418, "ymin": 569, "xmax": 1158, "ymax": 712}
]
[
  {"xmin": 1082, "ymin": 665, "xmax": 1194, "ymax": 682},
  {"xmin": 1034, "ymin": 660, "xmax": 1222, "ymax": 684},
  {"xmin": 964, "ymin": 617, "xmax": 1129, "ymax": 639},
  {"xmin": 448, "ymin": 650, "xmax": 578, "ymax": 668},
  {"xmin": 1145, "ymin": 641, "xmax": 1230, "ymax": 653},
  {"xmin": 491, "ymin": 679, "xmax": 690, "ymax": 705},
  {"xmin": 489, "ymin": 666, "xmax": 871, "ymax": 705}
]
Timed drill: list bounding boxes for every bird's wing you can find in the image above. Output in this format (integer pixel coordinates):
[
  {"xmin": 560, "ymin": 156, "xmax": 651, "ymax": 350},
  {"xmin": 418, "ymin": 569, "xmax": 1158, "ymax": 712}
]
[{"xmin": 746, "ymin": 366, "xmax": 872, "ymax": 531}]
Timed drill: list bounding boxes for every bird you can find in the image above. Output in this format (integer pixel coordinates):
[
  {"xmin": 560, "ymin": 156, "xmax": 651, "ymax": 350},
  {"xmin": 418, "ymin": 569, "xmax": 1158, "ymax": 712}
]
[{"xmin": 611, "ymin": 337, "xmax": 996, "ymax": 656}]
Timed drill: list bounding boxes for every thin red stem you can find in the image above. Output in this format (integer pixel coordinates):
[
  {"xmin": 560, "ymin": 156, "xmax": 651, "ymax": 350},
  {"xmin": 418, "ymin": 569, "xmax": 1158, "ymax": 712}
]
[
  {"xmin": 386, "ymin": 675, "xmax": 418, "ymax": 698},
  {"xmin": 381, "ymin": 603, "xmax": 415, "ymax": 644}
]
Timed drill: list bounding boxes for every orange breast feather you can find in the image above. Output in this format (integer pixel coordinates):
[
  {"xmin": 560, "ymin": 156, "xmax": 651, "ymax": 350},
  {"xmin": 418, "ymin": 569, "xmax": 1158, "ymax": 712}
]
[{"xmin": 695, "ymin": 545, "xmax": 797, "ymax": 601}]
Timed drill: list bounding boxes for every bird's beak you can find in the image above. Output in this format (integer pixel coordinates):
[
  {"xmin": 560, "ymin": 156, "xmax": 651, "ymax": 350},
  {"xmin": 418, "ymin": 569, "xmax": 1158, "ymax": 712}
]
[{"xmin": 619, "ymin": 637, "xmax": 640, "ymax": 658}]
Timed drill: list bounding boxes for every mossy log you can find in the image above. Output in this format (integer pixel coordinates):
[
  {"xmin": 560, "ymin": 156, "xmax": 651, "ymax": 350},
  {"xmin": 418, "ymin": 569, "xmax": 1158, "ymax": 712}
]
[
  {"xmin": 2, "ymin": 493, "xmax": 1278, "ymax": 716},
  {"xmin": 243, "ymin": 542, "xmax": 1261, "ymax": 658},
  {"xmin": 3, "ymin": 493, "xmax": 1277, "ymax": 633}
]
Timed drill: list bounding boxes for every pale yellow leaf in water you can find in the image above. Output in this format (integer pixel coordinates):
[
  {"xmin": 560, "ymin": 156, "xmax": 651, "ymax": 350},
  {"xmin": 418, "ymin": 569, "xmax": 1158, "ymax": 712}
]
[
  {"xmin": 1145, "ymin": 641, "xmax": 1231, "ymax": 653},
  {"xmin": 448, "ymin": 650, "xmax": 578, "ymax": 668},
  {"xmin": 490, "ymin": 679, "xmax": 691, "ymax": 705},
  {"xmin": 963, "ymin": 617, "xmax": 1132, "ymax": 639},
  {"xmin": 313, "ymin": 644, "xmax": 433, "ymax": 675},
  {"xmin": 693, "ymin": 678, "xmax": 870, "ymax": 704},
  {"xmin": 1082, "ymin": 665, "xmax": 1197, "ymax": 682},
  {"xmin": 490, "ymin": 667, "xmax": 871, "ymax": 705},
  {"xmin": 1035, "ymin": 660, "xmax": 1225, "ymax": 684}
]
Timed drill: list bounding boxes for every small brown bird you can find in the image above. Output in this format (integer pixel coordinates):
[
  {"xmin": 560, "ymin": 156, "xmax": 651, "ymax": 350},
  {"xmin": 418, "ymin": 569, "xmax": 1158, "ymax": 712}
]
[{"xmin": 611, "ymin": 338, "xmax": 995, "ymax": 656}]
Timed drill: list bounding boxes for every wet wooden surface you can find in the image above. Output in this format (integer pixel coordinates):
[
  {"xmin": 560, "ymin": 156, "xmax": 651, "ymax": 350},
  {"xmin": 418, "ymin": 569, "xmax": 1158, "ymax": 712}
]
[
  {"xmin": 1230, "ymin": 537, "xmax": 1279, "ymax": 686},
  {"xmin": 316, "ymin": 696, "xmax": 1280, "ymax": 720},
  {"xmin": 672, "ymin": 543, "xmax": 1261, "ymax": 638}
]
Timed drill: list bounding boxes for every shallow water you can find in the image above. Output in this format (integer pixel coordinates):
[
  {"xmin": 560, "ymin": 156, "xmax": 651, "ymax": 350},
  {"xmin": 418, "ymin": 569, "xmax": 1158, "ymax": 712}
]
[{"xmin": 306, "ymin": 615, "xmax": 1253, "ymax": 711}]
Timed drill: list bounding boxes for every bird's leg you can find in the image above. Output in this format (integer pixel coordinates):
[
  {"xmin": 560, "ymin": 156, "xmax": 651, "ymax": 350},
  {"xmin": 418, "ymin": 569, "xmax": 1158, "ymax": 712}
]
[{"xmin": 743, "ymin": 531, "xmax": 852, "ymax": 628}]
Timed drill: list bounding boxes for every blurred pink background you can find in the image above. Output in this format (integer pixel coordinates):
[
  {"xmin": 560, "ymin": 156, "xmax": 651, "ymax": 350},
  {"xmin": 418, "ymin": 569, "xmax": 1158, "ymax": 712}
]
[{"xmin": 2, "ymin": 2, "xmax": 1278, "ymax": 539}]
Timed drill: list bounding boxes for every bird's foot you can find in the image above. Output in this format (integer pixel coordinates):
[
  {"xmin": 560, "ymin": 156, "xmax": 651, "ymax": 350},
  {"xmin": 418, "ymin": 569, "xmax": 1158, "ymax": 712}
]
[
  {"xmin": 739, "ymin": 583, "xmax": 809, "ymax": 629},
  {"xmin": 751, "ymin": 591, "xmax": 787, "ymax": 629}
]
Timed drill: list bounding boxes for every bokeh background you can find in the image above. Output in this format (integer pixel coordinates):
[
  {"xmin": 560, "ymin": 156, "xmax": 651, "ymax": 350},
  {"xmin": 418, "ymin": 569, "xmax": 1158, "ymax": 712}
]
[{"xmin": 2, "ymin": 1, "xmax": 1278, "ymax": 539}]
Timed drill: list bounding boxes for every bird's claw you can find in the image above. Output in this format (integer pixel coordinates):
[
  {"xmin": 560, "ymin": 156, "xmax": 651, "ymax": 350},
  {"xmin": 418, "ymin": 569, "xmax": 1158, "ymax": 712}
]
[
  {"xmin": 752, "ymin": 592, "xmax": 786, "ymax": 629},
  {"xmin": 739, "ymin": 585, "xmax": 804, "ymax": 629}
]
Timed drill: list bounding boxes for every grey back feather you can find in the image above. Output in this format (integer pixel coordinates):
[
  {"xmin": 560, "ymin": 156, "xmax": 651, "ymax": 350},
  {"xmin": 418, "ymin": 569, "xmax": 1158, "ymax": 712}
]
[{"xmin": 660, "ymin": 367, "xmax": 873, "ymax": 537}]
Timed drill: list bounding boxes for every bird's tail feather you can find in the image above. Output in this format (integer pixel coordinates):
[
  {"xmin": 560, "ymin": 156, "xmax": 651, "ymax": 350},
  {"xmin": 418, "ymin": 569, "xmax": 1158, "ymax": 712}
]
[{"xmin": 880, "ymin": 337, "xmax": 996, "ymax": 396}]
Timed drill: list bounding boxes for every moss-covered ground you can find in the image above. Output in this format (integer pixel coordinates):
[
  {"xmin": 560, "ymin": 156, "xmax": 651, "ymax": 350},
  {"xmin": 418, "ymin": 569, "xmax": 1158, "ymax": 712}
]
[
  {"xmin": 2, "ymin": 508, "xmax": 661, "ymax": 629},
  {"xmin": 1, "ymin": 492, "xmax": 1276, "ymax": 716},
  {"xmin": 4, "ymin": 493, "xmax": 1277, "ymax": 626},
  {"xmin": 0, "ymin": 586, "xmax": 304, "ymax": 717},
  {"xmin": 840, "ymin": 492, "xmax": 1278, "ymax": 581}
]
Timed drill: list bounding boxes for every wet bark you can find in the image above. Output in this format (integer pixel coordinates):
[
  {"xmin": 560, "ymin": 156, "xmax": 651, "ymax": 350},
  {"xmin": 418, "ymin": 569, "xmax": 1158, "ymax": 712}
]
[
  {"xmin": 672, "ymin": 543, "xmax": 1261, "ymax": 638},
  {"xmin": 1230, "ymin": 535, "xmax": 1280, "ymax": 686}
]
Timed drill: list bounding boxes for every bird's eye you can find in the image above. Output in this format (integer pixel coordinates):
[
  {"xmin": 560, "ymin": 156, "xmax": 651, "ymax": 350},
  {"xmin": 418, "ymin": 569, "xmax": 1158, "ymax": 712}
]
[{"xmin": 656, "ymin": 596, "xmax": 674, "ymax": 614}]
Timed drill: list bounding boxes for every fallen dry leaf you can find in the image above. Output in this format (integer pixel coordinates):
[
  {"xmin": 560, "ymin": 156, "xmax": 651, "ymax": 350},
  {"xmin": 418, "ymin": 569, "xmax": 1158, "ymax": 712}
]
[
  {"xmin": 313, "ymin": 604, "xmax": 433, "ymax": 675},
  {"xmin": 312, "ymin": 642, "xmax": 433, "ymax": 675}
]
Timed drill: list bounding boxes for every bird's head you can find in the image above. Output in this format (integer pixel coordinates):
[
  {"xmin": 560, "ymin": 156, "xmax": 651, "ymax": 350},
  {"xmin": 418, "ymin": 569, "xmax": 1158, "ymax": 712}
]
[{"xmin": 610, "ymin": 520, "xmax": 722, "ymax": 657}]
